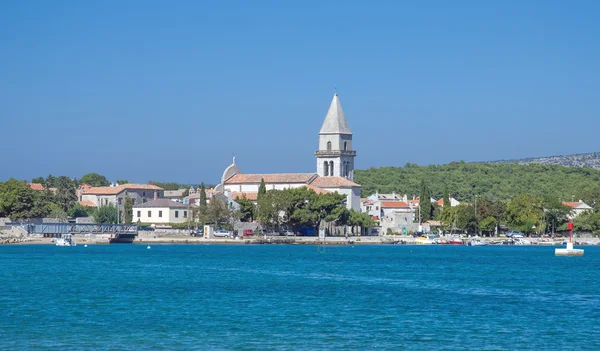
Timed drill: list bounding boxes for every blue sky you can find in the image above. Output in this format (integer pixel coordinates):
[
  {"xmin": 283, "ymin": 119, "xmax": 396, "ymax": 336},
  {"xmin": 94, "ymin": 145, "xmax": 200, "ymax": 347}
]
[{"xmin": 1, "ymin": 0, "xmax": 598, "ymax": 184}]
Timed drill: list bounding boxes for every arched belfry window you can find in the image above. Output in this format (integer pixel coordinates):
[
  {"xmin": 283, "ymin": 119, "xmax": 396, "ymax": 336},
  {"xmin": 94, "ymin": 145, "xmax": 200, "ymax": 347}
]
[
  {"xmin": 344, "ymin": 141, "xmax": 347, "ymax": 151},
  {"xmin": 327, "ymin": 141, "xmax": 332, "ymax": 151},
  {"xmin": 330, "ymin": 161, "xmax": 334, "ymax": 176},
  {"xmin": 323, "ymin": 161, "xmax": 329, "ymax": 176}
]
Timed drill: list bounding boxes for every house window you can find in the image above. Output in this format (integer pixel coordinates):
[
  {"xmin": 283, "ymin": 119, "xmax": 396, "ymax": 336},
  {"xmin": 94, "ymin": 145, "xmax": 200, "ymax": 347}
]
[
  {"xmin": 344, "ymin": 141, "xmax": 347, "ymax": 150},
  {"xmin": 143, "ymin": 192, "xmax": 145, "ymax": 196},
  {"xmin": 148, "ymin": 210, "xmax": 151, "ymax": 217},
  {"xmin": 118, "ymin": 198, "xmax": 122, "ymax": 205},
  {"xmin": 137, "ymin": 211, "xmax": 141, "ymax": 217},
  {"xmin": 175, "ymin": 211, "xmax": 179, "ymax": 218},
  {"xmin": 159, "ymin": 211, "xmax": 162, "ymax": 218},
  {"xmin": 132, "ymin": 199, "xmax": 135, "ymax": 205},
  {"xmin": 184, "ymin": 211, "xmax": 187, "ymax": 218},
  {"xmin": 327, "ymin": 141, "xmax": 332, "ymax": 150}
]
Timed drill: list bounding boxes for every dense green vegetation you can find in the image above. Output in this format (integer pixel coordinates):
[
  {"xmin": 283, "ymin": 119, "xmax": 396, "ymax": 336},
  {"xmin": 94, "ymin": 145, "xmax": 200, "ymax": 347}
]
[
  {"xmin": 355, "ymin": 162, "xmax": 600, "ymax": 203},
  {"xmin": 0, "ymin": 178, "xmax": 93, "ymax": 220}
]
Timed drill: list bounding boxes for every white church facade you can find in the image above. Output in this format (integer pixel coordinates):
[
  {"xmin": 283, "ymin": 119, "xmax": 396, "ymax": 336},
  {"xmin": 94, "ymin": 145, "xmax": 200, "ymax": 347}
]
[{"xmin": 214, "ymin": 94, "xmax": 362, "ymax": 211}]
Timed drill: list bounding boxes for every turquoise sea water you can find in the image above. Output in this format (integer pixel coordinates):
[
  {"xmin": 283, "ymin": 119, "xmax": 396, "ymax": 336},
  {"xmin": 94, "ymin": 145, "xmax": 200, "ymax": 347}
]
[{"xmin": 1, "ymin": 244, "xmax": 599, "ymax": 350}]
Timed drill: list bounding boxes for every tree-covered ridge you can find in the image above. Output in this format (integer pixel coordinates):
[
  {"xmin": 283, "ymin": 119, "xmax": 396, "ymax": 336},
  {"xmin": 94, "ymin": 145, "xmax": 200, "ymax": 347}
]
[
  {"xmin": 355, "ymin": 162, "xmax": 600, "ymax": 203},
  {"xmin": 487, "ymin": 151, "xmax": 600, "ymax": 170}
]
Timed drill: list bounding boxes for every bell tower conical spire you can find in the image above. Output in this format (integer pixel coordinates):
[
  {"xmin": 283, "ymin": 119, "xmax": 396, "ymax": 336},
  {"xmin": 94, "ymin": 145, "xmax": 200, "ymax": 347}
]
[{"xmin": 315, "ymin": 93, "xmax": 356, "ymax": 180}]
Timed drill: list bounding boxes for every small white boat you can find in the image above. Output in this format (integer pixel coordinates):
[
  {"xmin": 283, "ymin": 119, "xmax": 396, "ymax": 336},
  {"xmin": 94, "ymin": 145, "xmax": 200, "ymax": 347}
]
[
  {"xmin": 56, "ymin": 234, "xmax": 76, "ymax": 247},
  {"xmin": 513, "ymin": 238, "xmax": 531, "ymax": 246},
  {"xmin": 467, "ymin": 240, "xmax": 488, "ymax": 246}
]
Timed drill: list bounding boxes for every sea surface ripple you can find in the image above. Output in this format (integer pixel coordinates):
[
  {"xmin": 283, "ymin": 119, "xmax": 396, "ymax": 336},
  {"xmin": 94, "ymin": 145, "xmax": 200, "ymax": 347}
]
[{"xmin": 1, "ymin": 244, "xmax": 599, "ymax": 350}]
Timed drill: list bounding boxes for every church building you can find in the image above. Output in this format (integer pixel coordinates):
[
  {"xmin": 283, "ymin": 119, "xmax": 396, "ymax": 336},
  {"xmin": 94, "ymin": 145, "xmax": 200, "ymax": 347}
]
[{"xmin": 214, "ymin": 94, "xmax": 362, "ymax": 211}]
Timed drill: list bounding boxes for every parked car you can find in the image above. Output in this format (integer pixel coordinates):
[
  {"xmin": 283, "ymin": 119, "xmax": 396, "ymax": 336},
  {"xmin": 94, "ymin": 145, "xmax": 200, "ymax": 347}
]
[
  {"xmin": 213, "ymin": 229, "xmax": 231, "ymax": 238},
  {"xmin": 283, "ymin": 230, "xmax": 295, "ymax": 236},
  {"xmin": 191, "ymin": 228, "xmax": 204, "ymax": 237},
  {"xmin": 506, "ymin": 230, "xmax": 524, "ymax": 238},
  {"xmin": 265, "ymin": 230, "xmax": 280, "ymax": 236},
  {"xmin": 243, "ymin": 229, "xmax": 254, "ymax": 236}
]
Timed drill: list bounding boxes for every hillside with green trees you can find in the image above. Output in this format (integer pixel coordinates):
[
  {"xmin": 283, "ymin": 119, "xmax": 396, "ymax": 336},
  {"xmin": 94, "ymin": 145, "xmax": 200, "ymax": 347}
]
[{"xmin": 355, "ymin": 162, "xmax": 600, "ymax": 204}]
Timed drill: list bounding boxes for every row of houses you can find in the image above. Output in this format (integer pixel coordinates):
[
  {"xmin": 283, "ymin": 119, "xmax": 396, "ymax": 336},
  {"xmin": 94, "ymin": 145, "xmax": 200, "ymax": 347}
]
[
  {"xmin": 360, "ymin": 192, "xmax": 593, "ymax": 234},
  {"xmin": 26, "ymin": 180, "xmax": 595, "ymax": 229}
]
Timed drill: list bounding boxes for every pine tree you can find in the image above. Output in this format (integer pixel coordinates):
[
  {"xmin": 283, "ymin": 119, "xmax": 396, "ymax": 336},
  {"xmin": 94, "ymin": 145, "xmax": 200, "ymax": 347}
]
[
  {"xmin": 124, "ymin": 196, "xmax": 133, "ymax": 224},
  {"xmin": 258, "ymin": 178, "xmax": 266, "ymax": 199},
  {"xmin": 198, "ymin": 183, "xmax": 208, "ymax": 224},
  {"xmin": 419, "ymin": 179, "xmax": 433, "ymax": 222},
  {"xmin": 443, "ymin": 185, "xmax": 450, "ymax": 211},
  {"xmin": 199, "ymin": 183, "xmax": 207, "ymax": 207},
  {"xmin": 257, "ymin": 178, "xmax": 267, "ymax": 228}
]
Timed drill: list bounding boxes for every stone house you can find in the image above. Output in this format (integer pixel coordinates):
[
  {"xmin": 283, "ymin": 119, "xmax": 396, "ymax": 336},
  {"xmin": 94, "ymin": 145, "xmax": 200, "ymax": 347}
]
[{"xmin": 79, "ymin": 184, "xmax": 164, "ymax": 216}]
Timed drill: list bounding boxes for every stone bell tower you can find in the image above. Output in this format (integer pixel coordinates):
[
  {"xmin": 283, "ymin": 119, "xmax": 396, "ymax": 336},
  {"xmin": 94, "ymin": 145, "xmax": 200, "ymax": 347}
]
[{"xmin": 315, "ymin": 93, "xmax": 356, "ymax": 180}]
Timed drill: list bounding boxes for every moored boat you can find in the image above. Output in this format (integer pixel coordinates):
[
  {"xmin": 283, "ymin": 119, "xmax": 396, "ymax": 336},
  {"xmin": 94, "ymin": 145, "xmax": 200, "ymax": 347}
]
[
  {"xmin": 56, "ymin": 234, "xmax": 76, "ymax": 247},
  {"xmin": 415, "ymin": 234, "xmax": 434, "ymax": 245},
  {"xmin": 448, "ymin": 238, "xmax": 463, "ymax": 245}
]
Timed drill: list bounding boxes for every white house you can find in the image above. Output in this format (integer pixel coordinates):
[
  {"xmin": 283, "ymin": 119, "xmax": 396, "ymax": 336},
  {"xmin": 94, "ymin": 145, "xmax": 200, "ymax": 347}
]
[
  {"xmin": 563, "ymin": 201, "xmax": 593, "ymax": 218},
  {"xmin": 133, "ymin": 199, "xmax": 191, "ymax": 224},
  {"xmin": 435, "ymin": 196, "xmax": 461, "ymax": 207}
]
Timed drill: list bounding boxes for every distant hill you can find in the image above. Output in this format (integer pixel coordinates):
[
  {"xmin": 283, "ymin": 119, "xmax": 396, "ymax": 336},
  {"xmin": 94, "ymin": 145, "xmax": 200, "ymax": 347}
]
[{"xmin": 486, "ymin": 152, "xmax": 600, "ymax": 170}]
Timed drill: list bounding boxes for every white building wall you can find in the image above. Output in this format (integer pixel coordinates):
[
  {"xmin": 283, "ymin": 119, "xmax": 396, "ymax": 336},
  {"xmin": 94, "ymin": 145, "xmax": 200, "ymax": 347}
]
[
  {"xmin": 224, "ymin": 183, "xmax": 307, "ymax": 193},
  {"xmin": 318, "ymin": 134, "xmax": 352, "ymax": 151},
  {"xmin": 133, "ymin": 206, "xmax": 189, "ymax": 224},
  {"xmin": 318, "ymin": 186, "xmax": 361, "ymax": 211}
]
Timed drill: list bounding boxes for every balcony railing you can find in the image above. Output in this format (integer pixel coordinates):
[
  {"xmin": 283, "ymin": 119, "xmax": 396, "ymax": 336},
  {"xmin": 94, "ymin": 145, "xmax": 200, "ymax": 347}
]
[{"xmin": 314, "ymin": 150, "xmax": 357, "ymax": 157}]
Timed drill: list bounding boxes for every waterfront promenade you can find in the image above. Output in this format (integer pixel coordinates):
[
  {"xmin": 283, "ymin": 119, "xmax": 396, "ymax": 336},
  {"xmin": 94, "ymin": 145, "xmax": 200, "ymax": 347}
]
[{"xmin": 6, "ymin": 233, "xmax": 599, "ymax": 246}]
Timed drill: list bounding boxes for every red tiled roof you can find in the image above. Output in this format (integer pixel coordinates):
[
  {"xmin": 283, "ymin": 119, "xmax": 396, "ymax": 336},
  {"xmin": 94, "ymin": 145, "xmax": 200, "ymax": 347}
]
[
  {"xmin": 380, "ymin": 201, "xmax": 410, "ymax": 208},
  {"xmin": 562, "ymin": 201, "xmax": 585, "ymax": 209},
  {"xmin": 28, "ymin": 183, "xmax": 44, "ymax": 191},
  {"xmin": 186, "ymin": 189, "xmax": 216, "ymax": 199},
  {"xmin": 306, "ymin": 185, "xmax": 330, "ymax": 194},
  {"xmin": 82, "ymin": 184, "xmax": 163, "ymax": 195},
  {"xmin": 79, "ymin": 200, "xmax": 97, "ymax": 208},
  {"xmin": 133, "ymin": 199, "xmax": 188, "ymax": 209},
  {"xmin": 232, "ymin": 192, "xmax": 258, "ymax": 201},
  {"xmin": 407, "ymin": 199, "xmax": 420, "ymax": 207},
  {"xmin": 225, "ymin": 173, "xmax": 318, "ymax": 184},
  {"xmin": 309, "ymin": 176, "xmax": 360, "ymax": 188}
]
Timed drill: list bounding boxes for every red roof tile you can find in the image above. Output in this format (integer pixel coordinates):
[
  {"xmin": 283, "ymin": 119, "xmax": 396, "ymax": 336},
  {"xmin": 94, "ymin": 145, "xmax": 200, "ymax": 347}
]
[
  {"xmin": 380, "ymin": 201, "xmax": 410, "ymax": 208},
  {"xmin": 28, "ymin": 183, "xmax": 44, "ymax": 191},
  {"xmin": 83, "ymin": 184, "xmax": 163, "ymax": 195},
  {"xmin": 225, "ymin": 173, "xmax": 318, "ymax": 184},
  {"xmin": 306, "ymin": 185, "xmax": 330, "ymax": 194},
  {"xmin": 562, "ymin": 201, "xmax": 586, "ymax": 209},
  {"xmin": 79, "ymin": 200, "xmax": 97, "ymax": 208},
  {"xmin": 309, "ymin": 176, "xmax": 360, "ymax": 188},
  {"xmin": 232, "ymin": 192, "xmax": 258, "ymax": 201}
]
